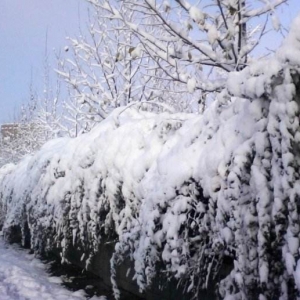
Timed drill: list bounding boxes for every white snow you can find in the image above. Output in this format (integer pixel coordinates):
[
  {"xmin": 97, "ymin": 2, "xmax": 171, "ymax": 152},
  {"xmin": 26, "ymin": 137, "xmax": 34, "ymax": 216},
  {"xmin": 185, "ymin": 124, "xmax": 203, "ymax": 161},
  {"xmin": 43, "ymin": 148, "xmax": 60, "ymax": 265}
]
[
  {"xmin": 187, "ymin": 77, "xmax": 196, "ymax": 93},
  {"xmin": 189, "ymin": 7, "xmax": 205, "ymax": 25},
  {"xmin": 271, "ymin": 14, "xmax": 281, "ymax": 31},
  {"xmin": 207, "ymin": 24, "xmax": 218, "ymax": 46},
  {"xmin": 0, "ymin": 237, "xmax": 106, "ymax": 300}
]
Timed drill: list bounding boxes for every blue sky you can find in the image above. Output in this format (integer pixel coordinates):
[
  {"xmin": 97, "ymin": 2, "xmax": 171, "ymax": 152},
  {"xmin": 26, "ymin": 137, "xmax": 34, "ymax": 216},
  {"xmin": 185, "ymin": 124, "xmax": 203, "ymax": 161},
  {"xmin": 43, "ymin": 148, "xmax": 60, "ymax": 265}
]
[
  {"xmin": 0, "ymin": 0, "xmax": 299, "ymax": 124},
  {"xmin": 0, "ymin": 0, "xmax": 88, "ymax": 123}
]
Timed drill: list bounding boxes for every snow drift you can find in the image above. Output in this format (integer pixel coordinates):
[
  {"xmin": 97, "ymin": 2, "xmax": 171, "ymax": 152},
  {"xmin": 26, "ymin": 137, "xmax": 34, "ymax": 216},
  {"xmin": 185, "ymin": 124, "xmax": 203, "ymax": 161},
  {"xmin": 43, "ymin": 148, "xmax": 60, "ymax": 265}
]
[{"xmin": 2, "ymin": 12, "xmax": 300, "ymax": 300}]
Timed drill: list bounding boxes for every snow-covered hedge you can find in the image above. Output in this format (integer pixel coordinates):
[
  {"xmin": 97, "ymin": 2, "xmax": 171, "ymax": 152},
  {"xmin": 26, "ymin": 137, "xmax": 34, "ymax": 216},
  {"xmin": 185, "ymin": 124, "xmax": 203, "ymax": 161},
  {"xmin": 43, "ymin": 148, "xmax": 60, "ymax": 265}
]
[{"xmin": 2, "ymin": 13, "xmax": 300, "ymax": 300}]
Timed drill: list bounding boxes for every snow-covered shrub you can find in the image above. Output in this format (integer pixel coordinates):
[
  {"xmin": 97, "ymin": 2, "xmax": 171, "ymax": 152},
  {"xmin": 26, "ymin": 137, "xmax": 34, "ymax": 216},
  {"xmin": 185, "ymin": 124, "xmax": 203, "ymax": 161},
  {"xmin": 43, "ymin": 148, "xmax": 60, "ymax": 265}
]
[
  {"xmin": 0, "ymin": 163, "xmax": 16, "ymax": 227},
  {"xmin": 1, "ymin": 12, "xmax": 300, "ymax": 300}
]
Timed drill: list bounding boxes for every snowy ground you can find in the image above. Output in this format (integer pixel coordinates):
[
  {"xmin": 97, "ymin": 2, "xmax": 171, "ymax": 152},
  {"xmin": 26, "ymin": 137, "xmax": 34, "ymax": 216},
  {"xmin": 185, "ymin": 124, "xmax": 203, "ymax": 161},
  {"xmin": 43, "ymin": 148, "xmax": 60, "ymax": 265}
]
[{"xmin": 0, "ymin": 237, "xmax": 106, "ymax": 300}]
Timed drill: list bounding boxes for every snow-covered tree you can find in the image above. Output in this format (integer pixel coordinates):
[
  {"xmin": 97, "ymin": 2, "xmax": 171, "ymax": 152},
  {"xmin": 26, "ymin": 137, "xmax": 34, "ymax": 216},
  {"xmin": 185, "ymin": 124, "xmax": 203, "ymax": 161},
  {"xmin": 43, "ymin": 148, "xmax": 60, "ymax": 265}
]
[
  {"xmin": 0, "ymin": 79, "xmax": 64, "ymax": 166},
  {"xmin": 35, "ymin": 35, "xmax": 71, "ymax": 139},
  {"xmin": 89, "ymin": 0, "xmax": 287, "ymax": 96},
  {"xmin": 56, "ymin": 3, "xmax": 202, "ymax": 134}
]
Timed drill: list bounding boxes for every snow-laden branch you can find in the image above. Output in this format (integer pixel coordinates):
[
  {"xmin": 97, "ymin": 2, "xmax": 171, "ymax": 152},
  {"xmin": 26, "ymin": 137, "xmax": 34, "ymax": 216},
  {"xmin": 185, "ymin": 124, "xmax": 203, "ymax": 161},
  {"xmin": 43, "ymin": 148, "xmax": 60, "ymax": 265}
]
[{"xmin": 92, "ymin": 0, "xmax": 287, "ymax": 80}]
